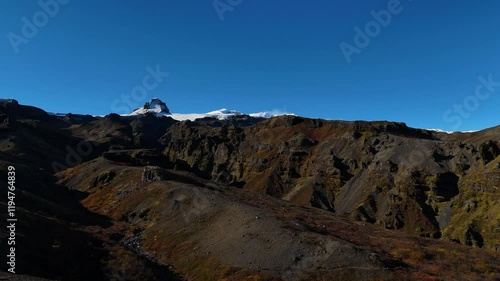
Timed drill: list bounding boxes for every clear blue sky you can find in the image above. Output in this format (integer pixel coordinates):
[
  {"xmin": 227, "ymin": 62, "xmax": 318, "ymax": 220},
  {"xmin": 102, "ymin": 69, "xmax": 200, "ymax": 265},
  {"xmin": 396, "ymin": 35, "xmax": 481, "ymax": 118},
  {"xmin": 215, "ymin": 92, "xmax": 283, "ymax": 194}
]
[{"xmin": 1, "ymin": 0, "xmax": 499, "ymax": 131}]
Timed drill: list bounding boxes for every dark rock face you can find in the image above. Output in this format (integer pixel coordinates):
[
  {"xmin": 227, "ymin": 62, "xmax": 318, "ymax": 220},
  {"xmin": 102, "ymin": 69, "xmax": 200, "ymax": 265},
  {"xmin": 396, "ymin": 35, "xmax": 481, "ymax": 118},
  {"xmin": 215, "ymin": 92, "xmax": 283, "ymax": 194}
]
[
  {"xmin": 434, "ymin": 172, "xmax": 459, "ymax": 201},
  {"xmin": 0, "ymin": 113, "xmax": 11, "ymax": 129},
  {"xmin": 480, "ymin": 140, "xmax": 500, "ymax": 164},
  {"xmin": 63, "ymin": 113, "xmax": 96, "ymax": 124},
  {"xmin": 142, "ymin": 98, "xmax": 170, "ymax": 114},
  {"xmin": 0, "ymin": 100, "xmax": 49, "ymax": 122},
  {"xmin": 130, "ymin": 114, "xmax": 177, "ymax": 148},
  {"xmin": 465, "ymin": 223, "xmax": 484, "ymax": 248}
]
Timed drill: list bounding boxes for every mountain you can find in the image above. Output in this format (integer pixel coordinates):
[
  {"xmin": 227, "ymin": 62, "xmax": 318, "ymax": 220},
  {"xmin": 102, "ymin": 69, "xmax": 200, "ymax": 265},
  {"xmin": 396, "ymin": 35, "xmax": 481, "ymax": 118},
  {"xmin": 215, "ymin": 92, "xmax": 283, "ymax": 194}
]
[
  {"xmin": 126, "ymin": 98, "xmax": 292, "ymax": 121},
  {"xmin": 161, "ymin": 117, "xmax": 500, "ymax": 246},
  {"xmin": 128, "ymin": 97, "xmax": 171, "ymax": 116},
  {"xmin": 0, "ymin": 100, "xmax": 499, "ymax": 281}
]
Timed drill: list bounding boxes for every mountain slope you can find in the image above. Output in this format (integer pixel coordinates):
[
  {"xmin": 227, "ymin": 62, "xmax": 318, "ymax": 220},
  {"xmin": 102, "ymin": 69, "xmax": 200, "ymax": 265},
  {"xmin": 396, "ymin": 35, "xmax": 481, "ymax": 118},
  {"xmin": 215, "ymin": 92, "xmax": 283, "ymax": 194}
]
[
  {"xmin": 160, "ymin": 116, "xmax": 500, "ymax": 250},
  {"xmin": 0, "ymin": 100, "xmax": 499, "ymax": 280},
  {"xmin": 57, "ymin": 158, "xmax": 500, "ymax": 280}
]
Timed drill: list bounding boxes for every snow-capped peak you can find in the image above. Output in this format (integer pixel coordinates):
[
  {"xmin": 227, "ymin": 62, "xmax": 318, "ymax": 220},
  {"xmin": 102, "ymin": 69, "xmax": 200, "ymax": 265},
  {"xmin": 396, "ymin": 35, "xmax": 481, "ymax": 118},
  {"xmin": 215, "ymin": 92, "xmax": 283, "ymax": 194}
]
[{"xmin": 129, "ymin": 98, "xmax": 171, "ymax": 116}]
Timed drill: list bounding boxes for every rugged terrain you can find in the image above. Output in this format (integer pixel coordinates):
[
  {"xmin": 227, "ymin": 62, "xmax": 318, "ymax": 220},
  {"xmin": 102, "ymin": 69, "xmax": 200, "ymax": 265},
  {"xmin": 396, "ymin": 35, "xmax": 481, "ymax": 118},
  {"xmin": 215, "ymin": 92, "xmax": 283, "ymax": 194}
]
[
  {"xmin": 0, "ymin": 99, "xmax": 499, "ymax": 280},
  {"xmin": 161, "ymin": 116, "xmax": 500, "ymax": 250}
]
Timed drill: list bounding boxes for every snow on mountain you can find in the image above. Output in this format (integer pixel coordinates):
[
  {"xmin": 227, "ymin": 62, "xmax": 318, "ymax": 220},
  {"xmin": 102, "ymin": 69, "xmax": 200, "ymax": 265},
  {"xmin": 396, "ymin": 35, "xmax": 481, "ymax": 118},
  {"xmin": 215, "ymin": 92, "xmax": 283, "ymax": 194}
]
[
  {"xmin": 426, "ymin": 128, "xmax": 478, "ymax": 134},
  {"xmin": 129, "ymin": 98, "xmax": 171, "ymax": 116},
  {"xmin": 123, "ymin": 98, "xmax": 293, "ymax": 121},
  {"xmin": 426, "ymin": 129, "xmax": 455, "ymax": 134},
  {"xmin": 249, "ymin": 109, "xmax": 296, "ymax": 118},
  {"xmin": 206, "ymin": 108, "xmax": 241, "ymax": 116},
  {"xmin": 0, "ymin": 98, "xmax": 18, "ymax": 104}
]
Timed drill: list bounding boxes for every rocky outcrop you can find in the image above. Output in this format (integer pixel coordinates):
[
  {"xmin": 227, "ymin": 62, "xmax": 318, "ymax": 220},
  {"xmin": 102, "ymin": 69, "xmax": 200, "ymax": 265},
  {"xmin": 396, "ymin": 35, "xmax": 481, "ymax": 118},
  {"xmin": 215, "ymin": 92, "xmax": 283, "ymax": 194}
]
[{"xmin": 142, "ymin": 166, "xmax": 169, "ymax": 182}]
